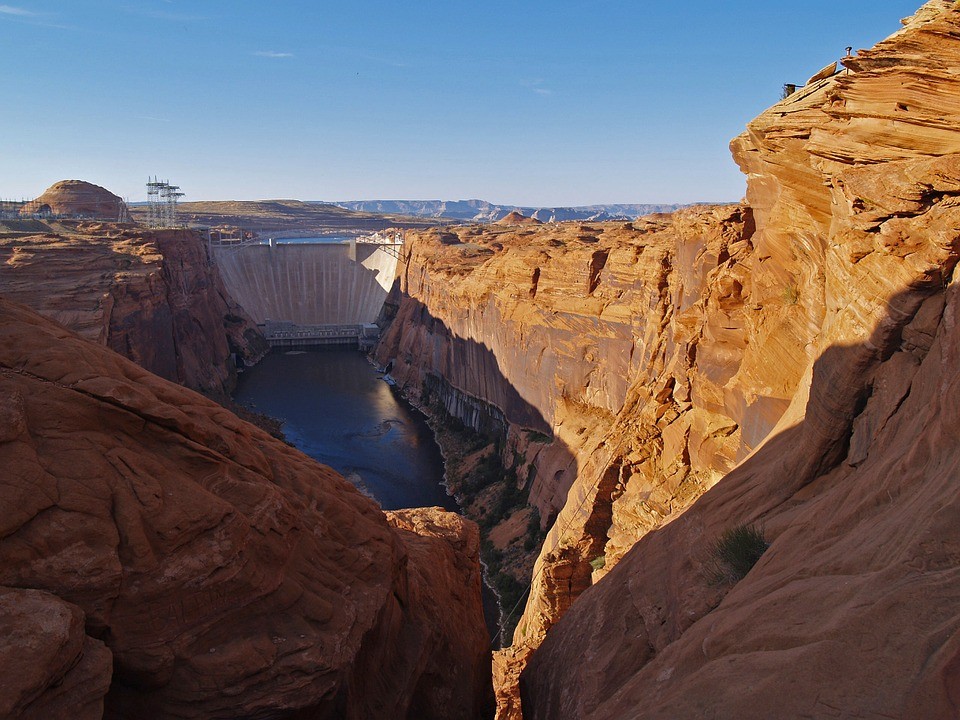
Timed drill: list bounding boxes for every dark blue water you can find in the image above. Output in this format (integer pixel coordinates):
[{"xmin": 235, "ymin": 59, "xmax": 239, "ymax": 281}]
[
  {"xmin": 233, "ymin": 348, "xmax": 501, "ymax": 642},
  {"xmin": 234, "ymin": 348, "xmax": 456, "ymax": 511}
]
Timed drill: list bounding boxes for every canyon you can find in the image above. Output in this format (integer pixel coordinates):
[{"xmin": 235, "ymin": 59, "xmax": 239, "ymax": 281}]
[
  {"xmin": 3, "ymin": 1, "xmax": 960, "ymax": 718},
  {"xmin": 372, "ymin": 1, "xmax": 960, "ymax": 716}
]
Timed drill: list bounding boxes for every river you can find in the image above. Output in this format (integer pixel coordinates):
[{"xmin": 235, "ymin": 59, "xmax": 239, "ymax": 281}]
[{"xmin": 233, "ymin": 347, "xmax": 501, "ymax": 643}]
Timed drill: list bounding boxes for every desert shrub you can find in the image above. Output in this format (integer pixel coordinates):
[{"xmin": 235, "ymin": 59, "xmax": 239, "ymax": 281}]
[
  {"xmin": 707, "ymin": 523, "xmax": 768, "ymax": 585},
  {"xmin": 589, "ymin": 555, "xmax": 606, "ymax": 571},
  {"xmin": 526, "ymin": 429, "xmax": 553, "ymax": 444}
]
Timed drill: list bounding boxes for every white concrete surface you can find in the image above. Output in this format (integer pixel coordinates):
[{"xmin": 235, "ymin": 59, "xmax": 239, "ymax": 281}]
[{"xmin": 212, "ymin": 242, "xmax": 399, "ymax": 325}]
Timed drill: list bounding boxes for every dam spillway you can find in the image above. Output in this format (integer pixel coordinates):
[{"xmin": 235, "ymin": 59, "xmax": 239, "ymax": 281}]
[{"xmin": 212, "ymin": 240, "xmax": 400, "ymax": 345}]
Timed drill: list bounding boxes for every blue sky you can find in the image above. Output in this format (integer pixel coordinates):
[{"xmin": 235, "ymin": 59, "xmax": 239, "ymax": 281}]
[{"xmin": 1, "ymin": 1, "xmax": 922, "ymax": 205}]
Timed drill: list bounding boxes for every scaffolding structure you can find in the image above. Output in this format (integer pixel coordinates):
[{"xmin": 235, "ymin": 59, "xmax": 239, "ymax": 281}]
[{"xmin": 145, "ymin": 177, "xmax": 185, "ymax": 228}]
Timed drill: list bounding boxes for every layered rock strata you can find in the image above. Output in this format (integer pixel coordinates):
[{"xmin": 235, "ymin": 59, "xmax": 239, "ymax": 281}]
[
  {"xmin": 0, "ymin": 222, "xmax": 266, "ymax": 397},
  {"xmin": 375, "ymin": 203, "xmax": 788, "ymax": 713},
  {"xmin": 0, "ymin": 296, "xmax": 491, "ymax": 719},
  {"xmin": 375, "ymin": 2, "xmax": 960, "ymax": 715},
  {"xmin": 518, "ymin": 3, "xmax": 960, "ymax": 716}
]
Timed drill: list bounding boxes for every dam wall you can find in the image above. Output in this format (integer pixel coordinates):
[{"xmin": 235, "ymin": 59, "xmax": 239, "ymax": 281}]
[{"xmin": 212, "ymin": 242, "xmax": 399, "ymax": 326}]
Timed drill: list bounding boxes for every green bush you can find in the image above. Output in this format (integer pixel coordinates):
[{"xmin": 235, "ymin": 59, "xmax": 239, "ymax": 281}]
[
  {"xmin": 589, "ymin": 555, "xmax": 606, "ymax": 571},
  {"xmin": 707, "ymin": 523, "xmax": 768, "ymax": 585}
]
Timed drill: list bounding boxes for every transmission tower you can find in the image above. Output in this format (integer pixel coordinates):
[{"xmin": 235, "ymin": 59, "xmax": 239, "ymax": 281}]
[
  {"xmin": 146, "ymin": 177, "xmax": 165, "ymax": 227},
  {"xmin": 161, "ymin": 183, "xmax": 184, "ymax": 227},
  {"xmin": 145, "ymin": 177, "xmax": 185, "ymax": 228}
]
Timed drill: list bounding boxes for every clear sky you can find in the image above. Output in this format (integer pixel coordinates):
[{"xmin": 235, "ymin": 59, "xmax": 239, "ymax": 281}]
[{"xmin": 1, "ymin": 1, "xmax": 923, "ymax": 206}]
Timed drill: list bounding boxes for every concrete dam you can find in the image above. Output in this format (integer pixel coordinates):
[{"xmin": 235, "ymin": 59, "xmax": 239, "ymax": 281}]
[{"xmin": 212, "ymin": 239, "xmax": 401, "ymax": 346}]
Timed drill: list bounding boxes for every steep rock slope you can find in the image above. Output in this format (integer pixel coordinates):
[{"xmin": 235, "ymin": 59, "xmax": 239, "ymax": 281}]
[
  {"xmin": 375, "ymin": 2, "xmax": 960, "ymax": 715},
  {"xmin": 520, "ymin": 1, "xmax": 960, "ymax": 717},
  {"xmin": 0, "ymin": 222, "xmax": 266, "ymax": 397},
  {"xmin": 375, "ymin": 203, "xmax": 807, "ymax": 711},
  {"xmin": 0, "ymin": 297, "xmax": 491, "ymax": 719}
]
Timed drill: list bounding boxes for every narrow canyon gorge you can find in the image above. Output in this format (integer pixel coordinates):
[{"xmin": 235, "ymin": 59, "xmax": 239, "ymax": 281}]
[
  {"xmin": 3, "ymin": 1, "xmax": 960, "ymax": 718},
  {"xmin": 375, "ymin": 1, "xmax": 960, "ymax": 716}
]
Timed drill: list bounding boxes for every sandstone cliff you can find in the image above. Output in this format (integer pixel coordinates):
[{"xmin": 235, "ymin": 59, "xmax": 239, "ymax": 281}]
[
  {"xmin": 375, "ymin": 200, "xmax": 781, "ymax": 714},
  {"xmin": 0, "ymin": 222, "xmax": 267, "ymax": 398},
  {"xmin": 374, "ymin": 2, "xmax": 960, "ymax": 716},
  {"xmin": 0, "ymin": 296, "xmax": 492, "ymax": 719},
  {"xmin": 518, "ymin": 3, "xmax": 960, "ymax": 716}
]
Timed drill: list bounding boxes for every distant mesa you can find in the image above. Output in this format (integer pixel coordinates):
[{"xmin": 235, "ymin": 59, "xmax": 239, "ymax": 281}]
[
  {"xmin": 336, "ymin": 199, "xmax": 688, "ymax": 223},
  {"xmin": 20, "ymin": 179, "xmax": 126, "ymax": 221},
  {"xmin": 495, "ymin": 211, "xmax": 542, "ymax": 225}
]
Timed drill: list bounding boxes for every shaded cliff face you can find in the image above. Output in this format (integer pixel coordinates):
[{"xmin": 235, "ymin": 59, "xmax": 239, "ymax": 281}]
[
  {"xmin": 519, "ymin": 1, "xmax": 960, "ymax": 718},
  {"xmin": 0, "ymin": 222, "xmax": 266, "ymax": 398},
  {"xmin": 0, "ymin": 587, "xmax": 112, "ymax": 720},
  {"xmin": 0, "ymin": 297, "xmax": 492, "ymax": 719}
]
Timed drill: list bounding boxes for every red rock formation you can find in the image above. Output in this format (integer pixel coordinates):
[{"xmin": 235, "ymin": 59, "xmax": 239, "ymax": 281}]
[
  {"xmin": 0, "ymin": 297, "xmax": 491, "ymax": 719},
  {"xmin": 517, "ymin": 1, "xmax": 960, "ymax": 717},
  {"xmin": 20, "ymin": 180, "xmax": 126, "ymax": 220},
  {"xmin": 376, "ymin": 205, "xmax": 775, "ymax": 714},
  {"xmin": 0, "ymin": 587, "xmax": 112, "ymax": 720},
  {"xmin": 0, "ymin": 224, "xmax": 266, "ymax": 397},
  {"xmin": 522, "ymin": 279, "xmax": 960, "ymax": 718},
  {"xmin": 375, "ymin": 2, "xmax": 960, "ymax": 715}
]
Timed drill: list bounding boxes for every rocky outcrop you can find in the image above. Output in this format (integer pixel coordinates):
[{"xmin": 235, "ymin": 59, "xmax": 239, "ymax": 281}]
[
  {"xmin": 518, "ymin": 1, "xmax": 960, "ymax": 717},
  {"xmin": 0, "ymin": 222, "xmax": 267, "ymax": 397},
  {"xmin": 0, "ymin": 296, "xmax": 491, "ymax": 719},
  {"xmin": 0, "ymin": 587, "xmax": 112, "ymax": 720},
  {"xmin": 494, "ymin": 211, "xmax": 541, "ymax": 226},
  {"xmin": 385, "ymin": 509, "xmax": 495, "ymax": 718},
  {"xmin": 375, "ymin": 2, "xmax": 960, "ymax": 715},
  {"xmin": 20, "ymin": 180, "xmax": 126, "ymax": 220}
]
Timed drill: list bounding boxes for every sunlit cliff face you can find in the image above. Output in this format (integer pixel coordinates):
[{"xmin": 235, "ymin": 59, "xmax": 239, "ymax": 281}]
[{"xmin": 372, "ymin": 3, "xmax": 960, "ymax": 717}]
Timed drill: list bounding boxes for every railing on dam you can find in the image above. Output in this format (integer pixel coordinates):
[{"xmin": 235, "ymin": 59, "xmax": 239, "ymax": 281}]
[{"xmin": 263, "ymin": 320, "xmax": 381, "ymax": 349}]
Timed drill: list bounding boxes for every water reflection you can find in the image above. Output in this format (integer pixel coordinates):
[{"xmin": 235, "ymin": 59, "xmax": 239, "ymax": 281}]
[
  {"xmin": 233, "ymin": 348, "xmax": 457, "ymax": 512},
  {"xmin": 234, "ymin": 347, "xmax": 501, "ymax": 643}
]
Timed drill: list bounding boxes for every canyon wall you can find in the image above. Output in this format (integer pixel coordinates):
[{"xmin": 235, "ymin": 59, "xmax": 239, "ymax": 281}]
[
  {"xmin": 375, "ymin": 194, "xmax": 803, "ymax": 716},
  {"xmin": 519, "ymin": 3, "xmax": 960, "ymax": 717},
  {"xmin": 0, "ymin": 296, "xmax": 492, "ymax": 719},
  {"xmin": 0, "ymin": 222, "xmax": 267, "ymax": 397},
  {"xmin": 375, "ymin": 1, "xmax": 960, "ymax": 716}
]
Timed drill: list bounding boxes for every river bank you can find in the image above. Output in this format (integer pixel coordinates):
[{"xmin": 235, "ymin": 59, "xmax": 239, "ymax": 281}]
[{"xmin": 381, "ymin": 370, "xmax": 546, "ymax": 646}]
